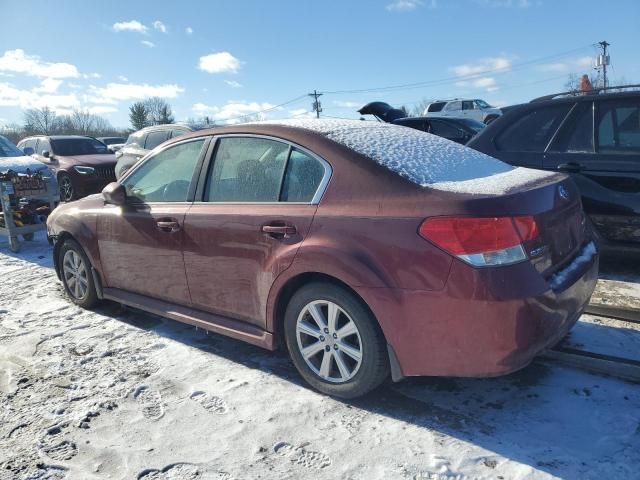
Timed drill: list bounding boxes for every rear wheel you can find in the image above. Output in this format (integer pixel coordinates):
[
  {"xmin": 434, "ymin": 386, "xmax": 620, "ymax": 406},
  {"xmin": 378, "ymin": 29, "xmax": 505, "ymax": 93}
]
[
  {"xmin": 59, "ymin": 239, "xmax": 98, "ymax": 308},
  {"xmin": 284, "ymin": 282, "xmax": 389, "ymax": 398}
]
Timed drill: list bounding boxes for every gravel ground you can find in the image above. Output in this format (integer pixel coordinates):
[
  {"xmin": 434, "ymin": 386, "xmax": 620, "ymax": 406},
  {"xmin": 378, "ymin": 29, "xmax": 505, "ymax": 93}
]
[{"xmin": 1, "ymin": 235, "xmax": 639, "ymax": 480}]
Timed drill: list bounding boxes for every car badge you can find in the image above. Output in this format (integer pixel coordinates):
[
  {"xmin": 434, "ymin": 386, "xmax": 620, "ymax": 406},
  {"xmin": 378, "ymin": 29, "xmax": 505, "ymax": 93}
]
[{"xmin": 558, "ymin": 185, "xmax": 570, "ymax": 200}]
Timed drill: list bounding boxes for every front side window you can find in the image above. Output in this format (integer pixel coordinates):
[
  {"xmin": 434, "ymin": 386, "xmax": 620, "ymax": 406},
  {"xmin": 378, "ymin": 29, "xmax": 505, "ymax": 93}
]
[
  {"xmin": 205, "ymin": 137, "xmax": 289, "ymax": 202},
  {"xmin": 496, "ymin": 104, "xmax": 571, "ymax": 152},
  {"xmin": 0, "ymin": 136, "xmax": 25, "ymax": 157},
  {"xmin": 430, "ymin": 120, "xmax": 463, "ymax": 138},
  {"xmin": 144, "ymin": 130, "xmax": 170, "ymax": 150},
  {"xmin": 475, "ymin": 99, "xmax": 491, "ymax": 109},
  {"xmin": 126, "ymin": 133, "xmax": 145, "ymax": 148},
  {"xmin": 281, "ymin": 148, "xmax": 326, "ymax": 202},
  {"xmin": 122, "ymin": 138, "xmax": 206, "ymax": 203},
  {"xmin": 597, "ymin": 100, "xmax": 640, "ymax": 154},
  {"xmin": 36, "ymin": 138, "xmax": 51, "ymax": 155},
  {"xmin": 171, "ymin": 128, "xmax": 190, "ymax": 139}
]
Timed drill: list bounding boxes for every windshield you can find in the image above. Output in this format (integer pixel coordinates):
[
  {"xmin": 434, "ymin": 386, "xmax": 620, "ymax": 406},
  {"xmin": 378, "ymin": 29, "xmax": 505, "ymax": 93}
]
[
  {"xmin": 475, "ymin": 99, "xmax": 492, "ymax": 109},
  {"xmin": 51, "ymin": 138, "xmax": 110, "ymax": 156},
  {"xmin": 0, "ymin": 136, "xmax": 25, "ymax": 157}
]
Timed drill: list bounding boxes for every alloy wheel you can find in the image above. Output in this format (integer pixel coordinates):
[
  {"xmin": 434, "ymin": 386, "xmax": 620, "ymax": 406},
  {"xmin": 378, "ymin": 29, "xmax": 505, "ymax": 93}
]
[
  {"xmin": 296, "ymin": 300, "xmax": 363, "ymax": 383},
  {"xmin": 59, "ymin": 176, "xmax": 74, "ymax": 202},
  {"xmin": 62, "ymin": 250, "xmax": 89, "ymax": 300}
]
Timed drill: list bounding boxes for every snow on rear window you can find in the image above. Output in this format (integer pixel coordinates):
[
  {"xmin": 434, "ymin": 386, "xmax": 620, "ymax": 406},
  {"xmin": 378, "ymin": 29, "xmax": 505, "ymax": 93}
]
[{"xmin": 256, "ymin": 119, "xmax": 557, "ymax": 195}]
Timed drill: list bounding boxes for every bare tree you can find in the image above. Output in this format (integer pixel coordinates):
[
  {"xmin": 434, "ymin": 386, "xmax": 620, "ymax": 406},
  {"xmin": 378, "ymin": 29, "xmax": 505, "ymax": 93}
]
[
  {"xmin": 71, "ymin": 109, "xmax": 96, "ymax": 134},
  {"xmin": 143, "ymin": 97, "xmax": 174, "ymax": 125},
  {"xmin": 23, "ymin": 107, "xmax": 59, "ymax": 135}
]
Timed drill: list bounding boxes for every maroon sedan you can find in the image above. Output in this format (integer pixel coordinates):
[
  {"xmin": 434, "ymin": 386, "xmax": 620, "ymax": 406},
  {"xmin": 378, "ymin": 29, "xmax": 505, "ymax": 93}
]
[{"xmin": 47, "ymin": 119, "xmax": 598, "ymax": 398}]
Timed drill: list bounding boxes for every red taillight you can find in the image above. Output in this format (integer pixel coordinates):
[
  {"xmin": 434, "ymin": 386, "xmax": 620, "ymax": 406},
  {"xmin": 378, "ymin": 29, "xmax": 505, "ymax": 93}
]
[{"xmin": 419, "ymin": 216, "xmax": 539, "ymax": 266}]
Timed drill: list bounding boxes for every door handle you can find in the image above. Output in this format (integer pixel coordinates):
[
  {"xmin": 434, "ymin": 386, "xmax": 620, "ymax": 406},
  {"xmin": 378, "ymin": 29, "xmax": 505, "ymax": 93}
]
[
  {"xmin": 557, "ymin": 163, "xmax": 583, "ymax": 173},
  {"xmin": 262, "ymin": 224, "xmax": 297, "ymax": 238},
  {"xmin": 156, "ymin": 220, "xmax": 180, "ymax": 233}
]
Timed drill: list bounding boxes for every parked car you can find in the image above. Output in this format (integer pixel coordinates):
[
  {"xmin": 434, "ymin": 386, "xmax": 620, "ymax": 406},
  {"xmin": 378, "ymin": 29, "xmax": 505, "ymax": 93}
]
[
  {"xmin": 115, "ymin": 124, "xmax": 197, "ymax": 179},
  {"xmin": 424, "ymin": 99, "xmax": 502, "ymax": 124},
  {"xmin": 47, "ymin": 119, "xmax": 598, "ymax": 398},
  {"xmin": 358, "ymin": 101, "xmax": 485, "ymax": 144},
  {"xmin": 96, "ymin": 136, "xmax": 126, "ymax": 153},
  {"xmin": 17, "ymin": 135, "xmax": 116, "ymax": 202},
  {"xmin": 468, "ymin": 86, "xmax": 640, "ymax": 257},
  {"xmin": 0, "ymin": 135, "xmax": 58, "ymax": 196}
]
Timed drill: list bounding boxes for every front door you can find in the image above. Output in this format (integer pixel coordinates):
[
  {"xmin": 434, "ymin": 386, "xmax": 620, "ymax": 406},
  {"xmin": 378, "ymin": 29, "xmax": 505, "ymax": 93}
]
[
  {"xmin": 97, "ymin": 137, "xmax": 209, "ymax": 304},
  {"xmin": 183, "ymin": 136, "xmax": 330, "ymax": 328}
]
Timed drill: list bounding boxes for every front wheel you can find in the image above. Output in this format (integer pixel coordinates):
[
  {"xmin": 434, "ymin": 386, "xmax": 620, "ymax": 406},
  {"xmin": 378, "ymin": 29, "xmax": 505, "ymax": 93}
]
[
  {"xmin": 284, "ymin": 282, "xmax": 389, "ymax": 398},
  {"xmin": 58, "ymin": 239, "xmax": 99, "ymax": 308},
  {"xmin": 58, "ymin": 173, "xmax": 75, "ymax": 202}
]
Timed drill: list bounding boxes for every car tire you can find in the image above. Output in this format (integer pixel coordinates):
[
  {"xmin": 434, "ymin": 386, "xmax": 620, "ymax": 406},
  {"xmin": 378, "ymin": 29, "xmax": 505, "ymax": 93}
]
[
  {"xmin": 58, "ymin": 238, "xmax": 99, "ymax": 309},
  {"xmin": 284, "ymin": 282, "xmax": 389, "ymax": 398},
  {"xmin": 58, "ymin": 172, "xmax": 75, "ymax": 202}
]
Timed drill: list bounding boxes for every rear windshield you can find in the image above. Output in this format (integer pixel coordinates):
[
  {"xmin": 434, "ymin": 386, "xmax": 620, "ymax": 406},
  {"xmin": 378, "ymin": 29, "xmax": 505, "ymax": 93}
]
[
  {"xmin": 427, "ymin": 102, "xmax": 446, "ymax": 112},
  {"xmin": 51, "ymin": 138, "xmax": 110, "ymax": 156},
  {"xmin": 262, "ymin": 119, "xmax": 513, "ymax": 186},
  {"xmin": 0, "ymin": 136, "xmax": 24, "ymax": 157}
]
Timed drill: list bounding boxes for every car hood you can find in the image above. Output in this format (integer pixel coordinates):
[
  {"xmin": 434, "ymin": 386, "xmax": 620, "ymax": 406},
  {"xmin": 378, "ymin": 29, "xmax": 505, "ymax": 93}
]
[
  {"xmin": 0, "ymin": 155, "xmax": 54, "ymax": 176},
  {"xmin": 58, "ymin": 153, "xmax": 117, "ymax": 166},
  {"xmin": 357, "ymin": 102, "xmax": 407, "ymax": 123}
]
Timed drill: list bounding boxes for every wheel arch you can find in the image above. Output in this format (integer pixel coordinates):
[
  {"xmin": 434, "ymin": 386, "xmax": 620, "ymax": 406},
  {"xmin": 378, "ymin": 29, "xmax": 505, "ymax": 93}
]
[{"xmin": 270, "ymin": 271, "xmax": 387, "ymax": 351}]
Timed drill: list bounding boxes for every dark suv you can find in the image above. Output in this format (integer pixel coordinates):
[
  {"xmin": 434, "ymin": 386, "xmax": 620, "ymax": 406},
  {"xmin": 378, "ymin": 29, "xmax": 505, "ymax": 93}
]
[
  {"xmin": 468, "ymin": 86, "xmax": 640, "ymax": 256},
  {"xmin": 17, "ymin": 135, "xmax": 116, "ymax": 202},
  {"xmin": 115, "ymin": 124, "xmax": 197, "ymax": 179}
]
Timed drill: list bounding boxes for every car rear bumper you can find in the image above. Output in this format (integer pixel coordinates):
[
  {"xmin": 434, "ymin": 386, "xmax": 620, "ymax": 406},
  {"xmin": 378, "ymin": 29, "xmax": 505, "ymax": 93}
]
[{"xmin": 358, "ymin": 243, "xmax": 599, "ymax": 378}]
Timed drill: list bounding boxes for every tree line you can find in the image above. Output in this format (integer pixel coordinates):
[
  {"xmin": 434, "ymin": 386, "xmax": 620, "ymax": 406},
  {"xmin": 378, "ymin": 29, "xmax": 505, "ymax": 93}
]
[{"xmin": 0, "ymin": 97, "xmax": 179, "ymax": 145}]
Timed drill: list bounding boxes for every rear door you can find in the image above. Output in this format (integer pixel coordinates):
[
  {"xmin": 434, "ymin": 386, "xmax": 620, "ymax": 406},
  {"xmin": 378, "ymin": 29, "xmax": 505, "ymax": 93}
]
[{"xmin": 182, "ymin": 135, "xmax": 330, "ymax": 328}]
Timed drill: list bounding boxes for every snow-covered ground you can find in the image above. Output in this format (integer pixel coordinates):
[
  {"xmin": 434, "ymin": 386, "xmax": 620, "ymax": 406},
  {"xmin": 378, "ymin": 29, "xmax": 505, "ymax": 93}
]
[{"xmin": 1, "ymin": 234, "xmax": 639, "ymax": 480}]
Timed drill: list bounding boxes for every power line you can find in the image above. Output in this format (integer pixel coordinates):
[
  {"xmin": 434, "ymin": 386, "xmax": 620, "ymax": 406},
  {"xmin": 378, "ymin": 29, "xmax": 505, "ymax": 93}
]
[{"xmin": 322, "ymin": 44, "xmax": 594, "ymax": 95}]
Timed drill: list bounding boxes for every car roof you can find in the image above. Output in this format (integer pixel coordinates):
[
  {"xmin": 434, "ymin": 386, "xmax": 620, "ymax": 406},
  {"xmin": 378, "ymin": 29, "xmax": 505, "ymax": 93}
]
[
  {"xmin": 133, "ymin": 124, "xmax": 195, "ymax": 134},
  {"xmin": 23, "ymin": 135, "xmax": 95, "ymax": 140},
  {"xmin": 530, "ymin": 85, "xmax": 640, "ymax": 104}
]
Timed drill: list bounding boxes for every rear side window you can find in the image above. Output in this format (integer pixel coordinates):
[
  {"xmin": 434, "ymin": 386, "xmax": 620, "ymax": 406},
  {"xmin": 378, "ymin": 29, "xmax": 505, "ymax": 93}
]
[
  {"xmin": 550, "ymin": 102, "xmax": 594, "ymax": 153},
  {"xmin": 462, "ymin": 101, "xmax": 474, "ymax": 110},
  {"xmin": 496, "ymin": 105, "xmax": 571, "ymax": 152},
  {"xmin": 144, "ymin": 130, "xmax": 170, "ymax": 150},
  {"xmin": 206, "ymin": 137, "xmax": 289, "ymax": 202},
  {"xmin": 281, "ymin": 148, "xmax": 326, "ymax": 202},
  {"xmin": 429, "ymin": 120, "xmax": 462, "ymax": 138},
  {"xmin": 597, "ymin": 100, "xmax": 640, "ymax": 154},
  {"xmin": 36, "ymin": 138, "xmax": 51, "ymax": 155},
  {"xmin": 444, "ymin": 101, "xmax": 461, "ymax": 111},
  {"xmin": 427, "ymin": 102, "xmax": 446, "ymax": 113},
  {"xmin": 171, "ymin": 128, "xmax": 190, "ymax": 139},
  {"xmin": 395, "ymin": 118, "xmax": 426, "ymax": 131}
]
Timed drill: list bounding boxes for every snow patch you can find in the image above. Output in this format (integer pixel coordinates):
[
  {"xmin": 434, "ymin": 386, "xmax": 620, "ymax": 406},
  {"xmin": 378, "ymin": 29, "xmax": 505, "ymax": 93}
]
[
  {"xmin": 549, "ymin": 242, "xmax": 598, "ymax": 291},
  {"xmin": 256, "ymin": 118, "xmax": 558, "ymax": 195}
]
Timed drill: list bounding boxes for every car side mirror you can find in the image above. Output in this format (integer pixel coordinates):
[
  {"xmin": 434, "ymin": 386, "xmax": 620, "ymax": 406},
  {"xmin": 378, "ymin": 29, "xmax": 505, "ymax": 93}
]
[
  {"xmin": 23, "ymin": 147, "xmax": 34, "ymax": 156},
  {"xmin": 102, "ymin": 182, "xmax": 126, "ymax": 205}
]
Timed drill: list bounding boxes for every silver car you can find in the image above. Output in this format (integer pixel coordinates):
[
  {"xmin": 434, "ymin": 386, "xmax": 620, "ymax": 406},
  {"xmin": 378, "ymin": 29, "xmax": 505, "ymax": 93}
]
[{"xmin": 0, "ymin": 135, "xmax": 59, "ymax": 196}]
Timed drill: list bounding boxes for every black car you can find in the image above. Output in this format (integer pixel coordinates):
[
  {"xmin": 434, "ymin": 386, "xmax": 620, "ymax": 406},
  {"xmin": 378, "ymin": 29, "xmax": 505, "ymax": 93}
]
[
  {"xmin": 357, "ymin": 102, "xmax": 485, "ymax": 144},
  {"xmin": 468, "ymin": 86, "xmax": 640, "ymax": 256}
]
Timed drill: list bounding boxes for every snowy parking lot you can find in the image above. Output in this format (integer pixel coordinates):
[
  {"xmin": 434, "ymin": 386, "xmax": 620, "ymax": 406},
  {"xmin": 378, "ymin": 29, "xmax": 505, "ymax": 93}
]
[{"xmin": 1, "ymin": 235, "xmax": 639, "ymax": 480}]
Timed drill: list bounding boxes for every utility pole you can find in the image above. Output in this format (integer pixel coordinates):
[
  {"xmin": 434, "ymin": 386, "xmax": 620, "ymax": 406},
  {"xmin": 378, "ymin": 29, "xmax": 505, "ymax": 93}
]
[
  {"xmin": 308, "ymin": 90, "xmax": 323, "ymax": 118},
  {"xmin": 596, "ymin": 41, "xmax": 611, "ymax": 89}
]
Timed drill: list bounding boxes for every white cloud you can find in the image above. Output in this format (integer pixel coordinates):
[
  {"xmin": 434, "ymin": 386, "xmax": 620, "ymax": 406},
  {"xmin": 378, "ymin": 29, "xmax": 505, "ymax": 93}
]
[
  {"xmin": 0, "ymin": 49, "xmax": 80, "ymax": 79},
  {"xmin": 192, "ymin": 101, "xmax": 277, "ymax": 123},
  {"xmin": 455, "ymin": 76, "xmax": 499, "ymax": 91},
  {"xmin": 88, "ymin": 82, "xmax": 185, "ymax": 104},
  {"xmin": 198, "ymin": 52, "xmax": 242, "ymax": 74},
  {"xmin": 34, "ymin": 78, "xmax": 63, "ymax": 93},
  {"xmin": 0, "ymin": 81, "xmax": 80, "ymax": 112},
  {"xmin": 538, "ymin": 56, "xmax": 594, "ymax": 73},
  {"xmin": 185, "ymin": 27, "xmax": 193, "ymax": 35},
  {"xmin": 112, "ymin": 20, "xmax": 148, "ymax": 34},
  {"xmin": 450, "ymin": 56, "xmax": 512, "ymax": 77},
  {"xmin": 333, "ymin": 100, "xmax": 361, "ymax": 108},
  {"xmin": 289, "ymin": 108, "xmax": 314, "ymax": 118},
  {"xmin": 224, "ymin": 80, "xmax": 243, "ymax": 88},
  {"xmin": 153, "ymin": 20, "xmax": 167, "ymax": 33},
  {"xmin": 386, "ymin": 0, "xmax": 435, "ymax": 12},
  {"xmin": 141, "ymin": 40, "xmax": 156, "ymax": 48},
  {"xmin": 87, "ymin": 105, "xmax": 118, "ymax": 114},
  {"xmin": 83, "ymin": 72, "xmax": 101, "ymax": 79},
  {"xmin": 118, "ymin": 75, "xmax": 128, "ymax": 82}
]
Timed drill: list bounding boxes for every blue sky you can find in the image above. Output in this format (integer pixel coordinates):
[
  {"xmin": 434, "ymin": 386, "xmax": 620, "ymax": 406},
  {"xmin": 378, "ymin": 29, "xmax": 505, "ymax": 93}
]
[{"xmin": 0, "ymin": 0, "xmax": 638, "ymax": 128}]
